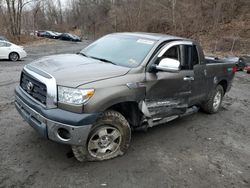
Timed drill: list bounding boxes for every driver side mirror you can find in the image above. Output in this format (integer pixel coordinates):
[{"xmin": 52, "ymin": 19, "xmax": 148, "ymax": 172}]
[{"xmin": 155, "ymin": 58, "xmax": 180, "ymax": 72}]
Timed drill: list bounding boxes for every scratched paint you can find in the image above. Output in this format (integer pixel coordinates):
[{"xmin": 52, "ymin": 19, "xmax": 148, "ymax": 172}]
[{"xmin": 145, "ymin": 98, "xmax": 188, "ymax": 117}]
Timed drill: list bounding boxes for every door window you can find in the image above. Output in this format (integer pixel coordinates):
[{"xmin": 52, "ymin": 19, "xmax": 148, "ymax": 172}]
[{"xmin": 162, "ymin": 45, "xmax": 180, "ymax": 61}]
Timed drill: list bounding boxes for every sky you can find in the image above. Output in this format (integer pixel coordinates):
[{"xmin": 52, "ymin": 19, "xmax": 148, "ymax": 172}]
[
  {"xmin": 59, "ymin": 0, "xmax": 69, "ymax": 9},
  {"xmin": 24, "ymin": 0, "xmax": 69, "ymax": 10}
]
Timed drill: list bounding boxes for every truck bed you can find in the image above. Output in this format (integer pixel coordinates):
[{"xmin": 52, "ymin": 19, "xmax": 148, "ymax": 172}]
[
  {"xmin": 204, "ymin": 57, "xmax": 236, "ymax": 93},
  {"xmin": 205, "ymin": 56, "xmax": 235, "ymax": 64}
]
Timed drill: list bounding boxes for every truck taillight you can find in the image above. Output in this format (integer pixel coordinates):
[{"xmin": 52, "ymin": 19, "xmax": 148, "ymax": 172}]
[{"xmin": 232, "ymin": 66, "xmax": 237, "ymax": 73}]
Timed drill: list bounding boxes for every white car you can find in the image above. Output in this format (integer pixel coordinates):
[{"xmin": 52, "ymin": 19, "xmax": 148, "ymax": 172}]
[{"xmin": 0, "ymin": 41, "xmax": 27, "ymax": 61}]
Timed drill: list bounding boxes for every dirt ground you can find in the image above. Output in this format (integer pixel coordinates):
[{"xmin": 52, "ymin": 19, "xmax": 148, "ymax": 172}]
[{"xmin": 0, "ymin": 40, "xmax": 250, "ymax": 188}]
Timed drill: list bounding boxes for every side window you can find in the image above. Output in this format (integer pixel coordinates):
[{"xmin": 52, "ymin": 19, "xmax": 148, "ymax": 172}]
[
  {"xmin": 192, "ymin": 45, "xmax": 199, "ymax": 68},
  {"xmin": 181, "ymin": 45, "xmax": 192, "ymax": 70},
  {"xmin": 181, "ymin": 45, "xmax": 199, "ymax": 70},
  {"xmin": 162, "ymin": 45, "xmax": 180, "ymax": 61},
  {"xmin": 5, "ymin": 43, "xmax": 11, "ymax": 47},
  {"xmin": 0, "ymin": 42, "xmax": 5, "ymax": 47}
]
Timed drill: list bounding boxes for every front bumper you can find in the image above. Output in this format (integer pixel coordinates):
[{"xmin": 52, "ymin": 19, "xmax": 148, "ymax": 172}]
[{"xmin": 15, "ymin": 86, "xmax": 99, "ymax": 146}]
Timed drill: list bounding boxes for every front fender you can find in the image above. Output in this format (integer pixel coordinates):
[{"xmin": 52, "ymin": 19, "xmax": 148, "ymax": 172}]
[{"xmin": 84, "ymin": 85, "xmax": 145, "ymax": 113}]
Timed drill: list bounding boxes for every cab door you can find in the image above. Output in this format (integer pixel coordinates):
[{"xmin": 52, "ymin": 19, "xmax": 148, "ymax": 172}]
[
  {"xmin": 188, "ymin": 45, "xmax": 207, "ymax": 105},
  {"xmin": 145, "ymin": 41, "xmax": 194, "ymax": 118}
]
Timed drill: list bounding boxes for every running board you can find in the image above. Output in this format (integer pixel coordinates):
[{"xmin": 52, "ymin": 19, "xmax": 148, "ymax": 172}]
[
  {"xmin": 135, "ymin": 106, "xmax": 199, "ymax": 131},
  {"xmin": 148, "ymin": 115, "xmax": 179, "ymax": 128},
  {"xmin": 180, "ymin": 106, "xmax": 199, "ymax": 117},
  {"xmin": 149, "ymin": 106, "xmax": 199, "ymax": 127}
]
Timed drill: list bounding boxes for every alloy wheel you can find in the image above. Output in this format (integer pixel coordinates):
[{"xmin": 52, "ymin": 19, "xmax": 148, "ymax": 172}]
[{"xmin": 87, "ymin": 126, "xmax": 122, "ymax": 159}]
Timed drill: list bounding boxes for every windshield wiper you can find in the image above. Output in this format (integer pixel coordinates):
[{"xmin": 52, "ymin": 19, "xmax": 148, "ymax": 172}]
[
  {"xmin": 77, "ymin": 53, "xmax": 117, "ymax": 65},
  {"xmin": 90, "ymin": 56, "xmax": 117, "ymax": 65},
  {"xmin": 77, "ymin": 52, "xmax": 89, "ymax": 58}
]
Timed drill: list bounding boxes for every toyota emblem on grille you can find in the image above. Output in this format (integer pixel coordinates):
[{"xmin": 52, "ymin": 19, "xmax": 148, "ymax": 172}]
[{"xmin": 26, "ymin": 81, "xmax": 34, "ymax": 93}]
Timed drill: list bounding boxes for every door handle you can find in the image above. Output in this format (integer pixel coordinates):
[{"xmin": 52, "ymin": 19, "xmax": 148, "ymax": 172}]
[{"xmin": 183, "ymin": 76, "xmax": 194, "ymax": 81}]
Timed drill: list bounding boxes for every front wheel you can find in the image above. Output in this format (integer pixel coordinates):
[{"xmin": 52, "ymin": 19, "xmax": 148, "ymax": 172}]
[
  {"xmin": 202, "ymin": 85, "xmax": 224, "ymax": 114},
  {"xmin": 72, "ymin": 110, "xmax": 131, "ymax": 162}
]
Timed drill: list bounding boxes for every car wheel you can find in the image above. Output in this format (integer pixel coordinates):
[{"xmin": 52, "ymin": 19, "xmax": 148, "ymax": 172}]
[
  {"xmin": 72, "ymin": 110, "xmax": 131, "ymax": 162},
  {"xmin": 9, "ymin": 52, "xmax": 19, "ymax": 61},
  {"xmin": 202, "ymin": 85, "xmax": 224, "ymax": 114}
]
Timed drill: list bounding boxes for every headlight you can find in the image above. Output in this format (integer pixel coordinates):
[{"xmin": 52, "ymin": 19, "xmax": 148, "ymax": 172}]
[{"xmin": 58, "ymin": 86, "xmax": 94, "ymax": 105}]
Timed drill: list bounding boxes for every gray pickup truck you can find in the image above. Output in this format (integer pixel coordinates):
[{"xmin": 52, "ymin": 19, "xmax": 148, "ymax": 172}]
[{"xmin": 15, "ymin": 33, "xmax": 236, "ymax": 161}]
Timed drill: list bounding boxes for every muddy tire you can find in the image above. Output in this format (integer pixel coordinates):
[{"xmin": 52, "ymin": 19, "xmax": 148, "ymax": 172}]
[
  {"xmin": 9, "ymin": 52, "xmax": 19, "ymax": 61},
  {"xmin": 72, "ymin": 110, "xmax": 131, "ymax": 162},
  {"xmin": 202, "ymin": 85, "xmax": 224, "ymax": 114}
]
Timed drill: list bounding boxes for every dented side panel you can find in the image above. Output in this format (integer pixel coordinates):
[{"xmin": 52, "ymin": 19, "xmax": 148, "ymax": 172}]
[
  {"xmin": 144, "ymin": 70, "xmax": 192, "ymax": 118},
  {"xmin": 145, "ymin": 98, "xmax": 188, "ymax": 117}
]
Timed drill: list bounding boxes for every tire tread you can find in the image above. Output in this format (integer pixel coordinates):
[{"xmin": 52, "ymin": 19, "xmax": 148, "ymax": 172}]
[
  {"xmin": 202, "ymin": 85, "xmax": 224, "ymax": 114},
  {"xmin": 72, "ymin": 110, "xmax": 131, "ymax": 162}
]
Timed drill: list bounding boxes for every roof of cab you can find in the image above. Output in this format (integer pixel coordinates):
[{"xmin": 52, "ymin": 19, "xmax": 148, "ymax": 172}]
[{"xmin": 113, "ymin": 32, "xmax": 188, "ymax": 41}]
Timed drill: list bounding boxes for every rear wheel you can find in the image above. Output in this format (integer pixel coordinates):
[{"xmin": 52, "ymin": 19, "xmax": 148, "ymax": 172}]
[
  {"xmin": 202, "ymin": 85, "xmax": 224, "ymax": 114},
  {"xmin": 9, "ymin": 52, "xmax": 19, "ymax": 61},
  {"xmin": 72, "ymin": 110, "xmax": 131, "ymax": 162}
]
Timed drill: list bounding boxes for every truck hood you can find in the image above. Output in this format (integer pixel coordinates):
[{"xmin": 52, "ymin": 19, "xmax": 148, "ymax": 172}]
[{"xmin": 29, "ymin": 54, "xmax": 131, "ymax": 87}]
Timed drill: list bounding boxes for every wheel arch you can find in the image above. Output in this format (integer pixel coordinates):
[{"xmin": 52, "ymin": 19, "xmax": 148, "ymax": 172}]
[
  {"xmin": 106, "ymin": 101, "xmax": 143, "ymax": 128},
  {"xmin": 217, "ymin": 80, "xmax": 227, "ymax": 94},
  {"xmin": 9, "ymin": 51, "xmax": 20, "ymax": 60}
]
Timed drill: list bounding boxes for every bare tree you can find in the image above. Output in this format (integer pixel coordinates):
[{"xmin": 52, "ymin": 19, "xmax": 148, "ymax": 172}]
[
  {"xmin": 4, "ymin": 0, "xmax": 39, "ymax": 39},
  {"xmin": 1, "ymin": 0, "xmax": 249, "ymax": 51}
]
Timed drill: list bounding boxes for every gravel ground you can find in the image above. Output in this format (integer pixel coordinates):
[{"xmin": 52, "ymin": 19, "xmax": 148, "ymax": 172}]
[{"xmin": 0, "ymin": 40, "xmax": 250, "ymax": 188}]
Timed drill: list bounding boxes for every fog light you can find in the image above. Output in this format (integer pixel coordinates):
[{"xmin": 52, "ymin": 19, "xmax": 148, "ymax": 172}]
[{"xmin": 57, "ymin": 128, "xmax": 70, "ymax": 140}]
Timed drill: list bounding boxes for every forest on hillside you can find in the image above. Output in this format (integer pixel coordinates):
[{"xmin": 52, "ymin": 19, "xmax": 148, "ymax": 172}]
[{"xmin": 0, "ymin": 0, "xmax": 249, "ymax": 54}]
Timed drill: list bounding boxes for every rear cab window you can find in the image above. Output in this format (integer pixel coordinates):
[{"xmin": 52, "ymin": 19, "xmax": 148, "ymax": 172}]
[{"xmin": 180, "ymin": 45, "xmax": 199, "ymax": 70}]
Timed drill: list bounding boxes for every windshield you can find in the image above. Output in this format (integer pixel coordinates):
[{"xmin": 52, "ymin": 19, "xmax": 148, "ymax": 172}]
[{"xmin": 81, "ymin": 35, "xmax": 156, "ymax": 68}]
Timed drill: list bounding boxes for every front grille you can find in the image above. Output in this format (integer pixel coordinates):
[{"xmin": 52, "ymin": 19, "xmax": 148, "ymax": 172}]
[{"xmin": 20, "ymin": 72, "xmax": 47, "ymax": 105}]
